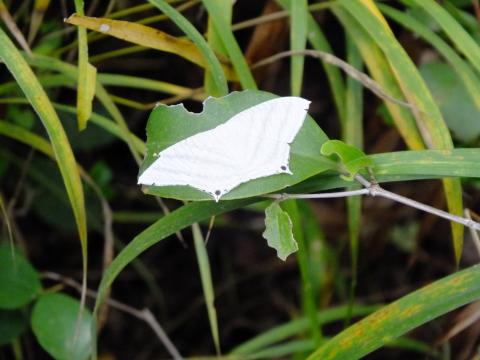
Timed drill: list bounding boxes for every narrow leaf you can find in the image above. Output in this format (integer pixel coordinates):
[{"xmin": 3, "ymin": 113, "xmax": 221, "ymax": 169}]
[{"xmin": 290, "ymin": 0, "xmax": 308, "ymax": 96}]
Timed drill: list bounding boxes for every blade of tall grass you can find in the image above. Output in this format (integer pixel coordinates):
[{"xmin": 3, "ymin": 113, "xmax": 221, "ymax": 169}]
[
  {"xmin": 147, "ymin": 0, "xmax": 228, "ymax": 96},
  {"xmin": 0, "ymin": 0, "xmax": 31, "ymax": 55},
  {"xmin": 204, "ymin": 0, "xmax": 231, "ymax": 95},
  {"xmin": 73, "ymin": 0, "xmax": 97, "ymax": 131},
  {"xmin": 405, "ymin": 0, "xmax": 480, "ymax": 75},
  {"xmin": 282, "ymin": 200, "xmax": 322, "ymax": 347},
  {"xmin": 337, "ymin": 0, "xmax": 464, "ymax": 264},
  {"xmin": 332, "ymin": 8, "xmax": 424, "ymax": 150},
  {"xmin": 28, "ymin": 0, "xmax": 51, "ymax": 44},
  {"xmin": 343, "ymin": 36, "xmax": 364, "ymax": 324},
  {"xmin": 0, "ymin": 27, "xmax": 87, "ymax": 307},
  {"xmin": 192, "ymin": 224, "xmax": 221, "ymax": 354},
  {"xmin": 201, "ymin": 0, "xmax": 257, "ymax": 90},
  {"xmin": 231, "ymin": 305, "xmax": 379, "ymax": 356},
  {"xmin": 379, "ymin": 4, "xmax": 480, "ymax": 111},
  {"xmin": 289, "ymin": 0, "xmax": 308, "ymax": 96},
  {"xmin": 308, "ymin": 263, "xmax": 480, "ymax": 359}
]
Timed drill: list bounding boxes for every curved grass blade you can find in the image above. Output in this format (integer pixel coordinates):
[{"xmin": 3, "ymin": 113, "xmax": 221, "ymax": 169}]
[
  {"xmin": 0, "ymin": 0, "xmax": 31, "ymax": 55},
  {"xmin": 202, "ymin": 0, "xmax": 257, "ymax": 90},
  {"xmin": 0, "ymin": 27, "xmax": 87, "ymax": 306},
  {"xmin": 308, "ymin": 263, "xmax": 480, "ymax": 359},
  {"xmin": 332, "ymin": 8, "xmax": 424, "ymax": 150},
  {"xmin": 148, "ymin": 0, "xmax": 228, "ymax": 96},
  {"xmin": 338, "ymin": 0, "xmax": 464, "ymax": 265},
  {"xmin": 65, "ymin": 14, "xmax": 234, "ymax": 81},
  {"xmin": 28, "ymin": 0, "xmax": 51, "ymax": 44},
  {"xmin": 289, "ymin": 0, "xmax": 308, "ymax": 96}
]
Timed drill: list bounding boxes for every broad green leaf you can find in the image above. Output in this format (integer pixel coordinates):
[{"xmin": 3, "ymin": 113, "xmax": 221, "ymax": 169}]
[
  {"xmin": 31, "ymin": 293, "xmax": 93, "ymax": 360},
  {"xmin": 148, "ymin": 0, "xmax": 228, "ymax": 96},
  {"xmin": 0, "ymin": 245, "xmax": 41, "ymax": 309},
  {"xmin": 308, "ymin": 263, "xmax": 480, "ymax": 359},
  {"xmin": 140, "ymin": 90, "xmax": 332, "ymax": 201},
  {"xmin": 0, "ymin": 29, "xmax": 88, "ymax": 278},
  {"xmin": 290, "ymin": 0, "xmax": 308, "ymax": 96},
  {"xmin": 420, "ymin": 61, "xmax": 480, "ymax": 143},
  {"xmin": 0, "ymin": 309, "xmax": 27, "ymax": 346},
  {"xmin": 202, "ymin": 0, "xmax": 257, "ymax": 90},
  {"xmin": 263, "ymin": 201, "xmax": 298, "ymax": 261},
  {"xmin": 73, "ymin": 0, "xmax": 97, "ymax": 131},
  {"xmin": 320, "ymin": 140, "xmax": 373, "ymax": 181}
]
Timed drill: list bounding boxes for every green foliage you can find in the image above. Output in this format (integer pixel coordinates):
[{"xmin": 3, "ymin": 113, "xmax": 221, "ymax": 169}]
[
  {"xmin": 2, "ymin": 1, "xmax": 480, "ymax": 358},
  {"xmin": 0, "ymin": 245, "xmax": 41, "ymax": 309},
  {"xmin": 263, "ymin": 201, "xmax": 298, "ymax": 261},
  {"xmin": 31, "ymin": 293, "xmax": 93, "ymax": 360}
]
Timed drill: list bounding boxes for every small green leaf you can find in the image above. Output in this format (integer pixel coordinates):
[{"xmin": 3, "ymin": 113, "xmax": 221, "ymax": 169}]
[
  {"xmin": 0, "ymin": 309, "xmax": 27, "ymax": 346},
  {"xmin": 320, "ymin": 139, "xmax": 373, "ymax": 180},
  {"xmin": 31, "ymin": 293, "xmax": 93, "ymax": 360},
  {"xmin": 263, "ymin": 201, "xmax": 298, "ymax": 261},
  {"xmin": 0, "ymin": 244, "xmax": 41, "ymax": 309}
]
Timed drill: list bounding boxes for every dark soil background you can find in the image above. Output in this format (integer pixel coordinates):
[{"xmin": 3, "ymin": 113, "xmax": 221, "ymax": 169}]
[{"xmin": 2, "ymin": 1, "xmax": 480, "ymax": 359}]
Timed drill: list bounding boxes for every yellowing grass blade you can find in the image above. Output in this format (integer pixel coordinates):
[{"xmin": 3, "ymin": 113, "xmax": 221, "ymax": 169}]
[
  {"xmin": 0, "ymin": 0, "xmax": 31, "ymax": 55},
  {"xmin": 65, "ymin": 13, "xmax": 235, "ymax": 80},
  {"xmin": 0, "ymin": 27, "xmax": 88, "ymax": 288},
  {"xmin": 28, "ymin": 0, "xmax": 51, "ymax": 44},
  {"xmin": 338, "ymin": 0, "xmax": 464, "ymax": 264}
]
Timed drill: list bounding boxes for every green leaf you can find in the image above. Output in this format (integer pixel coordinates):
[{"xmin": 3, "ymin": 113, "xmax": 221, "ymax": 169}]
[
  {"xmin": 308, "ymin": 263, "xmax": 480, "ymax": 359},
  {"xmin": 140, "ymin": 90, "xmax": 331, "ymax": 201},
  {"xmin": 320, "ymin": 140, "xmax": 373, "ymax": 180},
  {"xmin": 0, "ymin": 244, "xmax": 41, "ymax": 309},
  {"xmin": 31, "ymin": 293, "xmax": 93, "ymax": 360},
  {"xmin": 420, "ymin": 61, "xmax": 480, "ymax": 143},
  {"xmin": 263, "ymin": 201, "xmax": 298, "ymax": 261},
  {"xmin": 0, "ymin": 309, "xmax": 27, "ymax": 346}
]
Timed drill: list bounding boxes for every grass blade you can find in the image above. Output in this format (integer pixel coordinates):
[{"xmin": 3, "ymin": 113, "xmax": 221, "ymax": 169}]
[
  {"xmin": 148, "ymin": 0, "xmax": 228, "ymax": 96},
  {"xmin": 343, "ymin": 36, "xmax": 364, "ymax": 323},
  {"xmin": 289, "ymin": 0, "xmax": 308, "ymax": 96},
  {"xmin": 192, "ymin": 224, "xmax": 221, "ymax": 354},
  {"xmin": 204, "ymin": 0, "xmax": 231, "ymax": 95},
  {"xmin": 406, "ymin": 0, "xmax": 480, "ymax": 75},
  {"xmin": 202, "ymin": 0, "xmax": 257, "ymax": 90},
  {"xmin": 308, "ymin": 263, "xmax": 480, "ymax": 359},
  {"xmin": 0, "ymin": 27, "xmax": 87, "ymax": 306}
]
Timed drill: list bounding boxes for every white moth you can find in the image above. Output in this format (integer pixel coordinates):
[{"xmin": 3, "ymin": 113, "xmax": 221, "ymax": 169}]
[{"xmin": 138, "ymin": 96, "xmax": 311, "ymax": 201}]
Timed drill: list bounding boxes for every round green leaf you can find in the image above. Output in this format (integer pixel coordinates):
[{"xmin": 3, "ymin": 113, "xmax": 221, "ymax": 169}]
[
  {"xmin": 31, "ymin": 293, "xmax": 93, "ymax": 360},
  {"xmin": 0, "ymin": 309, "xmax": 27, "ymax": 346},
  {"xmin": 0, "ymin": 244, "xmax": 41, "ymax": 309},
  {"xmin": 139, "ymin": 90, "xmax": 332, "ymax": 201}
]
